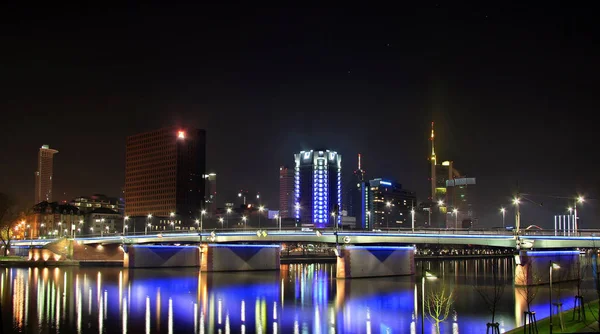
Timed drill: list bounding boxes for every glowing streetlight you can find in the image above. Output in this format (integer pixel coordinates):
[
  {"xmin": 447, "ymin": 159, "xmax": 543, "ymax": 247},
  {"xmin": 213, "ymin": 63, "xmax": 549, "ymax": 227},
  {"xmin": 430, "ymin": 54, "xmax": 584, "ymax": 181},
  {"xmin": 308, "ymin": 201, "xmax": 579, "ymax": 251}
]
[
  {"xmin": 242, "ymin": 216, "xmax": 247, "ymax": 229},
  {"xmin": 574, "ymin": 196, "xmax": 585, "ymax": 233},
  {"xmin": 258, "ymin": 206, "xmax": 265, "ymax": 228},
  {"xmin": 411, "ymin": 208, "xmax": 415, "ymax": 232},
  {"xmin": 219, "ymin": 217, "xmax": 224, "ymax": 228},
  {"xmin": 513, "ymin": 197, "xmax": 521, "ymax": 233},
  {"xmin": 437, "ymin": 200, "xmax": 444, "ymax": 206},
  {"xmin": 385, "ymin": 202, "xmax": 392, "ymax": 229},
  {"xmin": 500, "ymin": 207, "xmax": 506, "ymax": 228},
  {"xmin": 199, "ymin": 209, "xmax": 206, "ymax": 232},
  {"xmin": 146, "ymin": 214, "xmax": 152, "ymax": 234},
  {"xmin": 123, "ymin": 216, "xmax": 129, "ymax": 235},
  {"xmin": 452, "ymin": 208, "xmax": 459, "ymax": 229},
  {"xmin": 226, "ymin": 208, "xmax": 232, "ymax": 229}
]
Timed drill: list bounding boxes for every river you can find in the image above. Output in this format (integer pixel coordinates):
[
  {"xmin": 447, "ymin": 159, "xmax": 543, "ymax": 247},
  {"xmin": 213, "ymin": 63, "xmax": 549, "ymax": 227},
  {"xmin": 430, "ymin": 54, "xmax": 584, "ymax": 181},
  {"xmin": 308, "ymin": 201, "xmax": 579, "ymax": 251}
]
[{"xmin": 0, "ymin": 257, "xmax": 597, "ymax": 333}]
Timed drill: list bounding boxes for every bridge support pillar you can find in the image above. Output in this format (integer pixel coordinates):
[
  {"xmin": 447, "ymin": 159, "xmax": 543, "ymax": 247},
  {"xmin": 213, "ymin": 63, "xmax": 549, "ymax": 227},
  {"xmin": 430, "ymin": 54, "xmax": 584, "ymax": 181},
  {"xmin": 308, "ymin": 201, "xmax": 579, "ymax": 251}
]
[
  {"xmin": 514, "ymin": 250, "xmax": 580, "ymax": 286},
  {"xmin": 124, "ymin": 245, "xmax": 201, "ymax": 268},
  {"xmin": 336, "ymin": 245, "xmax": 415, "ymax": 279},
  {"xmin": 201, "ymin": 244, "xmax": 280, "ymax": 272}
]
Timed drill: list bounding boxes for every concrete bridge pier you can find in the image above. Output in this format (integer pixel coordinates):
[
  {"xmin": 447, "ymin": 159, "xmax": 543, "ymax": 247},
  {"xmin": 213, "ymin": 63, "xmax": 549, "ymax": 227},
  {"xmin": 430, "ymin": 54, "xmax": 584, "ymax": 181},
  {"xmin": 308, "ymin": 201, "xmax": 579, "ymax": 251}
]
[
  {"xmin": 514, "ymin": 250, "xmax": 580, "ymax": 286},
  {"xmin": 124, "ymin": 244, "xmax": 201, "ymax": 268},
  {"xmin": 336, "ymin": 245, "xmax": 415, "ymax": 279},
  {"xmin": 200, "ymin": 244, "xmax": 281, "ymax": 272}
]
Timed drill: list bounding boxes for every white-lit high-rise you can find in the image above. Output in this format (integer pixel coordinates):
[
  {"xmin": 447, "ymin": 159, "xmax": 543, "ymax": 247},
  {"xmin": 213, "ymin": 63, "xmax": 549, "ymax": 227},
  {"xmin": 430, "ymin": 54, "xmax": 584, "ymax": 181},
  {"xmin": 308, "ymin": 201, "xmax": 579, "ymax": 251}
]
[
  {"xmin": 34, "ymin": 145, "xmax": 58, "ymax": 204},
  {"xmin": 294, "ymin": 149, "xmax": 342, "ymax": 228}
]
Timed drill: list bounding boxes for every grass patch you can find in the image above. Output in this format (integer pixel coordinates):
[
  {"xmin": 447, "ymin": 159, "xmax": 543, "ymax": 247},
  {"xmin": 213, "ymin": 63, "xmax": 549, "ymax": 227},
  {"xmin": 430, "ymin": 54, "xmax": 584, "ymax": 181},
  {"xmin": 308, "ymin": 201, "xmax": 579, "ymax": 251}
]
[{"xmin": 507, "ymin": 300, "xmax": 600, "ymax": 333}]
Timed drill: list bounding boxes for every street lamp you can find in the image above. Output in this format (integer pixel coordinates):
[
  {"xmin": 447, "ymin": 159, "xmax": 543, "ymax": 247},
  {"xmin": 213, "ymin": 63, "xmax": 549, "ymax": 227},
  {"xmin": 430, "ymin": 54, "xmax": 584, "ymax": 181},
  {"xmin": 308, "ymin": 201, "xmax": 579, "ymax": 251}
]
[
  {"xmin": 226, "ymin": 208, "xmax": 232, "ymax": 229},
  {"xmin": 101, "ymin": 218, "xmax": 105, "ymax": 237},
  {"xmin": 452, "ymin": 208, "xmax": 458, "ymax": 229},
  {"xmin": 219, "ymin": 217, "xmax": 224, "ymax": 229},
  {"xmin": 411, "ymin": 208, "xmax": 415, "ymax": 232},
  {"xmin": 331, "ymin": 212, "xmax": 337, "ymax": 232},
  {"xmin": 258, "ymin": 206, "xmax": 265, "ymax": 228},
  {"xmin": 386, "ymin": 201, "xmax": 392, "ymax": 229},
  {"xmin": 574, "ymin": 196, "xmax": 584, "ymax": 233},
  {"xmin": 500, "ymin": 208, "xmax": 506, "ymax": 228},
  {"xmin": 200, "ymin": 209, "xmax": 206, "ymax": 232},
  {"xmin": 58, "ymin": 222, "xmax": 62, "ymax": 236},
  {"xmin": 421, "ymin": 267, "xmax": 437, "ymax": 334},
  {"xmin": 170, "ymin": 221, "xmax": 175, "ymax": 232},
  {"xmin": 26, "ymin": 224, "xmax": 31, "ymax": 240},
  {"xmin": 549, "ymin": 261, "xmax": 561, "ymax": 334},
  {"xmin": 513, "ymin": 197, "xmax": 521, "ymax": 233},
  {"xmin": 123, "ymin": 216, "xmax": 129, "ymax": 235},
  {"xmin": 170, "ymin": 212, "xmax": 175, "ymax": 232},
  {"xmin": 238, "ymin": 192, "xmax": 246, "ymax": 205},
  {"xmin": 90, "ymin": 227, "xmax": 94, "ymax": 235},
  {"xmin": 146, "ymin": 214, "xmax": 152, "ymax": 235},
  {"xmin": 242, "ymin": 216, "xmax": 247, "ymax": 229},
  {"xmin": 40, "ymin": 223, "xmax": 45, "ymax": 238},
  {"xmin": 274, "ymin": 214, "xmax": 281, "ymax": 231}
]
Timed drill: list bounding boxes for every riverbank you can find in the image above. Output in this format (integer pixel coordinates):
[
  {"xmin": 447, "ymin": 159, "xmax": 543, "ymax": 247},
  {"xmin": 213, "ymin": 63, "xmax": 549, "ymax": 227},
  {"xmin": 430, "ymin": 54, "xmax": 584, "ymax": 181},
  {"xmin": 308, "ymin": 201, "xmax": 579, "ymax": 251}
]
[{"xmin": 506, "ymin": 300, "xmax": 600, "ymax": 333}]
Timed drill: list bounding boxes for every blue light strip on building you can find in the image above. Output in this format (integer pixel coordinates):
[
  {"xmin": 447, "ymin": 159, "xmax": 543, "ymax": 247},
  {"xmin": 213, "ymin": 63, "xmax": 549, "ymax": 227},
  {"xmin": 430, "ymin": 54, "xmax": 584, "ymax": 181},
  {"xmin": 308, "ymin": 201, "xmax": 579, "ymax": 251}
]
[
  {"xmin": 380, "ymin": 181, "xmax": 392, "ymax": 186},
  {"xmin": 524, "ymin": 250, "xmax": 580, "ymax": 256},
  {"xmin": 344, "ymin": 245, "xmax": 415, "ymax": 251},
  {"xmin": 208, "ymin": 244, "xmax": 281, "ymax": 248}
]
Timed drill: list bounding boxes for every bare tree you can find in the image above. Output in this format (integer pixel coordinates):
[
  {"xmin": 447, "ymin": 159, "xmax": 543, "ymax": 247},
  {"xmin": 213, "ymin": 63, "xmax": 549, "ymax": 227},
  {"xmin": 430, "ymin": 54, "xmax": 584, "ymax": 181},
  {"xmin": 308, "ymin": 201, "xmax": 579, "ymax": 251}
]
[
  {"xmin": 0, "ymin": 193, "xmax": 18, "ymax": 256},
  {"xmin": 426, "ymin": 283, "xmax": 454, "ymax": 334},
  {"xmin": 474, "ymin": 260, "xmax": 505, "ymax": 333}
]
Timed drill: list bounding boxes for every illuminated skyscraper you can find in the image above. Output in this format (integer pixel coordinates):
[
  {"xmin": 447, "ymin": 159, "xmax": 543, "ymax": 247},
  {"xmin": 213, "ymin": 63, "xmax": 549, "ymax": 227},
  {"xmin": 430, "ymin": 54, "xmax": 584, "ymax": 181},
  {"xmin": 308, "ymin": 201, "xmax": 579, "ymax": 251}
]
[
  {"xmin": 204, "ymin": 173, "xmax": 217, "ymax": 213},
  {"xmin": 34, "ymin": 145, "xmax": 58, "ymax": 204},
  {"xmin": 279, "ymin": 166, "xmax": 294, "ymax": 219},
  {"xmin": 294, "ymin": 149, "xmax": 342, "ymax": 228},
  {"xmin": 125, "ymin": 127, "xmax": 206, "ymax": 228}
]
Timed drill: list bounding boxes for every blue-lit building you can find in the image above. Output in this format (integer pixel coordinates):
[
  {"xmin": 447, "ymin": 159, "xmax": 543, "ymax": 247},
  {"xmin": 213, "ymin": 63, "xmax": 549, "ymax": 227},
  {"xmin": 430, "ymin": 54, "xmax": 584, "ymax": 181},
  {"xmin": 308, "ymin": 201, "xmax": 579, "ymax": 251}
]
[
  {"xmin": 369, "ymin": 178, "xmax": 417, "ymax": 229},
  {"xmin": 294, "ymin": 149, "xmax": 342, "ymax": 228}
]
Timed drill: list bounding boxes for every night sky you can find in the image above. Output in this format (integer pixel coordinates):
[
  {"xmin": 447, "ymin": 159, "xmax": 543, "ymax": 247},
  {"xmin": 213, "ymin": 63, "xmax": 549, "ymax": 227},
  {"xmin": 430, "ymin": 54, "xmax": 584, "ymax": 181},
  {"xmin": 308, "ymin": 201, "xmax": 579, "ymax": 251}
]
[{"xmin": 1, "ymin": 3, "xmax": 598, "ymax": 227}]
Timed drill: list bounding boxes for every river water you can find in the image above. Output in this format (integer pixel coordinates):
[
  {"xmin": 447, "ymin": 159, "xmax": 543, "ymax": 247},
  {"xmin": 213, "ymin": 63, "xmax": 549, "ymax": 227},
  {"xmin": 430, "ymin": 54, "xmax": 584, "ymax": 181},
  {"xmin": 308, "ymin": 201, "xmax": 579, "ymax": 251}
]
[{"xmin": 0, "ymin": 257, "xmax": 597, "ymax": 333}]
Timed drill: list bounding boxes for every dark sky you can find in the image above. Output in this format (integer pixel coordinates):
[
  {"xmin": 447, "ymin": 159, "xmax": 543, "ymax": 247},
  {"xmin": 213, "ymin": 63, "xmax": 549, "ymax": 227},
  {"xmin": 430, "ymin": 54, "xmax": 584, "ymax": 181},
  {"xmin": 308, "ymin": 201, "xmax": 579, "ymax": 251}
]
[{"xmin": 1, "ymin": 3, "xmax": 598, "ymax": 227}]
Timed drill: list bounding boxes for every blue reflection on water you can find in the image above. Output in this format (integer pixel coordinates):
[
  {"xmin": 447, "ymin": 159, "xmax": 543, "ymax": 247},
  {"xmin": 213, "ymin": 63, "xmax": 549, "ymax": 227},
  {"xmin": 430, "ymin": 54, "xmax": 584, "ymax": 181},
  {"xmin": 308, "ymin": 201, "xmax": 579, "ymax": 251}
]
[{"xmin": 0, "ymin": 259, "xmax": 597, "ymax": 333}]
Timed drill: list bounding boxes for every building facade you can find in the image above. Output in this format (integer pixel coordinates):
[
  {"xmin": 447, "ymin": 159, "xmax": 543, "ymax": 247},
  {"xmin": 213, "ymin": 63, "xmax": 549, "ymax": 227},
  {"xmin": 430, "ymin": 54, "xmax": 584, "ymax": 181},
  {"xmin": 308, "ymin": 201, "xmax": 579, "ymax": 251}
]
[
  {"xmin": 203, "ymin": 173, "xmax": 217, "ymax": 214},
  {"xmin": 279, "ymin": 166, "xmax": 294, "ymax": 219},
  {"xmin": 125, "ymin": 127, "xmax": 206, "ymax": 229},
  {"xmin": 445, "ymin": 177, "xmax": 477, "ymax": 228},
  {"xmin": 71, "ymin": 194, "xmax": 122, "ymax": 214},
  {"xmin": 294, "ymin": 149, "xmax": 342, "ymax": 228},
  {"xmin": 34, "ymin": 145, "xmax": 58, "ymax": 205},
  {"xmin": 369, "ymin": 178, "xmax": 417, "ymax": 229},
  {"xmin": 30, "ymin": 201, "xmax": 84, "ymax": 238}
]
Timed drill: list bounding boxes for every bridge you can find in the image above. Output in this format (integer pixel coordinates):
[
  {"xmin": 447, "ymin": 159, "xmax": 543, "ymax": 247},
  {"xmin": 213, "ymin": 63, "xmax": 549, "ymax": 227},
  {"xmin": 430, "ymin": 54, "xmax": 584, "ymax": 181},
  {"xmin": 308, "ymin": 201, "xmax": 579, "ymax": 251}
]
[
  {"xmin": 11, "ymin": 228, "xmax": 600, "ymax": 249},
  {"xmin": 10, "ymin": 228, "xmax": 595, "ymax": 283}
]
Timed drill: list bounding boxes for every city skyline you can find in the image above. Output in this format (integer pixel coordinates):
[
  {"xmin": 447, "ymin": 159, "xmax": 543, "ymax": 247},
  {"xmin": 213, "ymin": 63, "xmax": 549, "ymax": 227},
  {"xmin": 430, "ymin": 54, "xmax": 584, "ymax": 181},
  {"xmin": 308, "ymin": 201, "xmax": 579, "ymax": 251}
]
[{"xmin": 1, "ymin": 4, "xmax": 597, "ymax": 227}]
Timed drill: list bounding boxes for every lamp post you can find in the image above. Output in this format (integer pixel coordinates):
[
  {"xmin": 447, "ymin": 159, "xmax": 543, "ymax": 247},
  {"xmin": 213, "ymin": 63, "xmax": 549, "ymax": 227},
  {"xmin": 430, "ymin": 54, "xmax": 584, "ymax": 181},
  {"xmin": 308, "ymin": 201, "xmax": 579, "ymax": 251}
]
[
  {"xmin": 238, "ymin": 192, "xmax": 246, "ymax": 205},
  {"xmin": 40, "ymin": 223, "xmax": 45, "ymax": 238},
  {"xmin": 71, "ymin": 224, "xmax": 76, "ymax": 238},
  {"xmin": 574, "ymin": 196, "xmax": 584, "ymax": 234},
  {"xmin": 411, "ymin": 208, "xmax": 415, "ymax": 232},
  {"xmin": 242, "ymin": 216, "xmax": 247, "ymax": 229},
  {"xmin": 331, "ymin": 212, "xmax": 337, "ymax": 232},
  {"xmin": 452, "ymin": 209, "xmax": 458, "ymax": 229},
  {"xmin": 226, "ymin": 208, "xmax": 232, "ymax": 229},
  {"xmin": 513, "ymin": 197, "xmax": 521, "ymax": 234},
  {"xmin": 549, "ymin": 261, "xmax": 561, "ymax": 334},
  {"xmin": 385, "ymin": 201, "xmax": 391, "ymax": 230},
  {"xmin": 200, "ymin": 210, "xmax": 206, "ymax": 232},
  {"xmin": 100, "ymin": 219, "xmax": 105, "ymax": 237},
  {"xmin": 123, "ymin": 216, "xmax": 129, "ymax": 235},
  {"xmin": 275, "ymin": 214, "xmax": 280, "ymax": 231},
  {"xmin": 170, "ymin": 212, "xmax": 175, "ymax": 232},
  {"xmin": 89, "ymin": 227, "xmax": 93, "ymax": 235},
  {"xmin": 219, "ymin": 217, "xmax": 224, "ymax": 229},
  {"xmin": 258, "ymin": 206, "xmax": 265, "ymax": 229},
  {"xmin": 500, "ymin": 208, "xmax": 505, "ymax": 228},
  {"xmin": 146, "ymin": 214, "xmax": 152, "ymax": 235},
  {"xmin": 421, "ymin": 266, "xmax": 437, "ymax": 334},
  {"xmin": 58, "ymin": 222, "xmax": 62, "ymax": 236}
]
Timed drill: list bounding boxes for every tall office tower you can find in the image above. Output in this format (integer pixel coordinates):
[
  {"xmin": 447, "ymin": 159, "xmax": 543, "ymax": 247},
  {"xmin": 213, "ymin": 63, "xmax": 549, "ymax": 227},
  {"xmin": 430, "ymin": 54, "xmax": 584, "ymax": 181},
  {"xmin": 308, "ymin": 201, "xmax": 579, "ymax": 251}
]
[
  {"xmin": 279, "ymin": 166, "xmax": 294, "ymax": 219},
  {"xmin": 294, "ymin": 149, "xmax": 342, "ymax": 228},
  {"xmin": 345, "ymin": 153, "xmax": 367, "ymax": 223},
  {"xmin": 34, "ymin": 145, "xmax": 59, "ymax": 204},
  {"xmin": 428, "ymin": 122, "xmax": 436, "ymax": 202},
  {"xmin": 369, "ymin": 178, "xmax": 417, "ymax": 229},
  {"xmin": 446, "ymin": 177, "xmax": 477, "ymax": 228},
  {"xmin": 125, "ymin": 127, "xmax": 206, "ymax": 227},
  {"xmin": 204, "ymin": 173, "xmax": 217, "ymax": 213}
]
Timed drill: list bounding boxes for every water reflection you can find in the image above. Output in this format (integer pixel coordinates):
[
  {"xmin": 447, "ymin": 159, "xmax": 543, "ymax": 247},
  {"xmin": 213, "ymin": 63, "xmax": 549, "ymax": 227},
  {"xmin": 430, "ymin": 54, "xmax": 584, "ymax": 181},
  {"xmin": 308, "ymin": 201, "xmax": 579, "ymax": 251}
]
[{"xmin": 0, "ymin": 258, "xmax": 597, "ymax": 333}]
